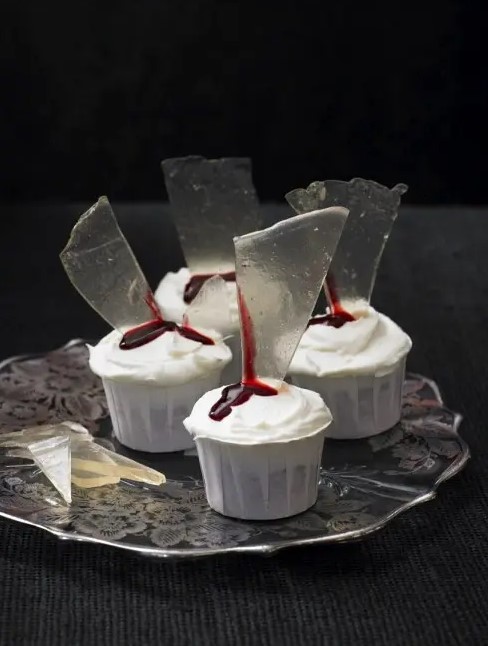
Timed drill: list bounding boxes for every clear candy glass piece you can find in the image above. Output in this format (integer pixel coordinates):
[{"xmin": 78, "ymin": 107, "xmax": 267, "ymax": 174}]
[
  {"xmin": 0, "ymin": 422, "xmax": 89, "ymax": 448},
  {"xmin": 286, "ymin": 179, "xmax": 407, "ymax": 303},
  {"xmin": 71, "ymin": 470, "xmax": 120, "ymax": 488},
  {"xmin": 60, "ymin": 196, "xmax": 159, "ymax": 332},
  {"xmin": 0, "ymin": 422, "xmax": 165, "ymax": 492},
  {"xmin": 71, "ymin": 441, "xmax": 165, "ymax": 487},
  {"xmin": 184, "ymin": 275, "xmax": 233, "ymax": 335},
  {"xmin": 27, "ymin": 436, "xmax": 72, "ymax": 503},
  {"xmin": 70, "ymin": 437, "xmax": 121, "ymax": 488},
  {"xmin": 234, "ymin": 206, "xmax": 349, "ymax": 383},
  {"xmin": 162, "ymin": 156, "xmax": 262, "ymax": 274}
]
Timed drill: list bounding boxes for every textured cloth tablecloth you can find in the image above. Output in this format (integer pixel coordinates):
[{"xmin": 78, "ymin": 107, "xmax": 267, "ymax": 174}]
[{"xmin": 0, "ymin": 204, "xmax": 486, "ymax": 645}]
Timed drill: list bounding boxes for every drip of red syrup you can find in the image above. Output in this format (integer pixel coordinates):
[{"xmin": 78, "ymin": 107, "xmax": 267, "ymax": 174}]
[
  {"xmin": 183, "ymin": 271, "xmax": 236, "ymax": 303},
  {"xmin": 209, "ymin": 288, "xmax": 277, "ymax": 421},
  {"xmin": 120, "ymin": 292, "xmax": 214, "ymax": 350},
  {"xmin": 308, "ymin": 274, "xmax": 355, "ymax": 329},
  {"xmin": 144, "ymin": 291, "xmax": 163, "ymax": 320}
]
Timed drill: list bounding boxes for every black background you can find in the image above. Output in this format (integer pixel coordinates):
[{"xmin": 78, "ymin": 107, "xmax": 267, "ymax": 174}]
[{"xmin": 2, "ymin": 0, "xmax": 486, "ymax": 204}]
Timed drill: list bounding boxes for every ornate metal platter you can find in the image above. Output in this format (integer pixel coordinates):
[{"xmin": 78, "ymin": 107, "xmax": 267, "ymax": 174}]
[{"xmin": 0, "ymin": 340, "xmax": 469, "ymax": 558}]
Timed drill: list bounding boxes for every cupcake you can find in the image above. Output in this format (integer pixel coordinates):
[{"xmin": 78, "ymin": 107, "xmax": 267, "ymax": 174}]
[
  {"xmin": 158, "ymin": 156, "xmax": 263, "ymax": 384},
  {"xmin": 60, "ymin": 196, "xmax": 231, "ymax": 453},
  {"xmin": 184, "ymin": 381, "xmax": 330, "ymax": 520},
  {"xmin": 289, "ymin": 300, "xmax": 411, "ymax": 439},
  {"xmin": 286, "ymin": 178, "xmax": 411, "ymax": 439},
  {"xmin": 184, "ymin": 204, "xmax": 350, "ymax": 520},
  {"xmin": 89, "ymin": 327, "xmax": 231, "ymax": 452}
]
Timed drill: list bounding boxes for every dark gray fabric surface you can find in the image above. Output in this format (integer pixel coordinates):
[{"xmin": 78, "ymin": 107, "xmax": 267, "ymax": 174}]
[{"xmin": 0, "ymin": 204, "xmax": 486, "ymax": 645}]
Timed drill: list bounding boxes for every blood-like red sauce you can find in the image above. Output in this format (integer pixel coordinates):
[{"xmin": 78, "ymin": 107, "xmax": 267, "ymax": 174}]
[
  {"xmin": 144, "ymin": 291, "xmax": 163, "ymax": 320},
  {"xmin": 209, "ymin": 381, "xmax": 277, "ymax": 421},
  {"xmin": 308, "ymin": 312, "xmax": 355, "ymax": 329},
  {"xmin": 209, "ymin": 288, "xmax": 277, "ymax": 421},
  {"xmin": 120, "ymin": 292, "xmax": 214, "ymax": 350},
  {"xmin": 183, "ymin": 271, "xmax": 236, "ymax": 303},
  {"xmin": 308, "ymin": 274, "xmax": 355, "ymax": 329}
]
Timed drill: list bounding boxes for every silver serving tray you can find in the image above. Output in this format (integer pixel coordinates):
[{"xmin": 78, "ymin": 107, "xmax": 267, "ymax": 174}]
[{"xmin": 0, "ymin": 340, "xmax": 469, "ymax": 558}]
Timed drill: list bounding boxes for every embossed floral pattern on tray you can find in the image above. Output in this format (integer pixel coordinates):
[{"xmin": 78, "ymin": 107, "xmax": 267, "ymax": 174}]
[{"xmin": 0, "ymin": 341, "xmax": 470, "ymax": 558}]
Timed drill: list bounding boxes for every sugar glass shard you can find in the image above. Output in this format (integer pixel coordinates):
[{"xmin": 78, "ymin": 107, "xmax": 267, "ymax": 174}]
[
  {"xmin": 286, "ymin": 178, "xmax": 407, "ymax": 303},
  {"xmin": 184, "ymin": 275, "xmax": 233, "ymax": 335},
  {"xmin": 28, "ymin": 436, "xmax": 71, "ymax": 503},
  {"xmin": 60, "ymin": 196, "xmax": 159, "ymax": 332},
  {"xmin": 234, "ymin": 206, "xmax": 349, "ymax": 383},
  {"xmin": 1, "ymin": 421, "xmax": 165, "ymax": 492},
  {"xmin": 0, "ymin": 422, "xmax": 84, "ymax": 448},
  {"xmin": 0, "ymin": 449, "xmax": 35, "ymax": 468},
  {"xmin": 162, "ymin": 156, "xmax": 262, "ymax": 274},
  {"xmin": 70, "ymin": 443, "xmax": 121, "ymax": 488},
  {"xmin": 71, "ymin": 441, "xmax": 165, "ymax": 486},
  {"xmin": 71, "ymin": 471, "xmax": 120, "ymax": 488}
]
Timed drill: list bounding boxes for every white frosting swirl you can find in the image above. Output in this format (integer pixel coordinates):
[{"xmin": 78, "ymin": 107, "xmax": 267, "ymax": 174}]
[
  {"xmin": 289, "ymin": 302, "xmax": 412, "ymax": 378},
  {"xmin": 154, "ymin": 267, "xmax": 240, "ymax": 331},
  {"xmin": 184, "ymin": 382, "xmax": 331, "ymax": 444},
  {"xmin": 89, "ymin": 329, "xmax": 232, "ymax": 387}
]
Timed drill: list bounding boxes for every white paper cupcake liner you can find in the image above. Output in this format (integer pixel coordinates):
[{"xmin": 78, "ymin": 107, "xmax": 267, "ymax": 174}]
[
  {"xmin": 220, "ymin": 334, "xmax": 242, "ymax": 385},
  {"xmin": 291, "ymin": 357, "xmax": 407, "ymax": 440},
  {"xmin": 195, "ymin": 429, "xmax": 326, "ymax": 520},
  {"xmin": 102, "ymin": 373, "xmax": 221, "ymax": 453}
]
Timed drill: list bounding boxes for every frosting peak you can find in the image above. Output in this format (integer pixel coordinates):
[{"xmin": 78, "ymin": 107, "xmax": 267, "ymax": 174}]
[
  {"xmin": 307, "ymin": 302, "xmax": 380, "ymax": 355},
  {"xmin": 89, "ymin": 328, "xmax": 232, "ymax": 386},
  {"xmin": 290, "ymin": 302, "xmax": 411, "ymax": 377}
]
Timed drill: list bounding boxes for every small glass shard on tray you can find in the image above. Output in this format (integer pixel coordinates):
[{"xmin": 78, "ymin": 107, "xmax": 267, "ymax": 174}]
[
  {"xmin": 0, "ymin": 422, "xmax": 165, "ymax": 498},
  {"xmin": 234, "ymin": 206, "xmax": 349, "ymax": 383},
  {"xmin": 0, "ymin": 422, "xmax": 89, "ymax": 448},
  {"xmin": 71, "ymin": 441, "xmax": 165, "ymax": 488},
  {"xmin": 162, "ymin": 156, "xmax": 262, "ymax": 274},
  {"xmin": 286, "ymin": 179, "xmax": 407, "ymax": 303},
  {"xmin": 71, "ymin": 468, "xmax": 120, "ymax": 488},
  {"xmin": 1, "ymin": 430, "xmax": 73, "ymax": 503},
  {"xmin": 60, "ymin": 196, "xmax": 159, "ymax": 332},
  {"xmin": 28, "ymin": 436, "xmax": 72, "ymax": 503},
  {"xmin": 0, "ymin": 454, "xmax": 35, "ymax": 468}
]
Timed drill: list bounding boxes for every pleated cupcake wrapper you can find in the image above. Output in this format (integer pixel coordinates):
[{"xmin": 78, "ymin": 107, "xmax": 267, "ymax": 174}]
[
  {"xmin": 220, "ymin": 334, "xmax": 242, "ymax": 386},
  {"xmin": 102, "ymin": 373, "xmax": 221, "ymax": 453},
  {"xmin": 291, "ymin": 356, "xmax": 407, "ymax": 440},
  {"xmin": 195, "ymin": 429, "xmax": 326, "ymax": 520}
]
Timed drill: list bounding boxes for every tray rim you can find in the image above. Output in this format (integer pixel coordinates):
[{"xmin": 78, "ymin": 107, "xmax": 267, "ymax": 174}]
[{"xmin": 0, "ymin": 340, "xmax": 470, "ymax": 558}]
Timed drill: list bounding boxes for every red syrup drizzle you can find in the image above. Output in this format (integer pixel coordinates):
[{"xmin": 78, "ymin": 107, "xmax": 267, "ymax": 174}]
[
  {"xmin": 144, "ymin": 291, "xmax": 163, "ymax": 320},
  {"xmin": 119, "ymin": 292, "xmax": 214, "ymax": 350},
  {"xmin": 183, "ymin": 271, "xmax": 236, "ymax": 304},
  {"xmin": 209, "ymin": 288, "xmax": 277, "ymax": 421},
  {"xmin": 308, "ymin": 274, "xmax": 355, "ymax": 329}
]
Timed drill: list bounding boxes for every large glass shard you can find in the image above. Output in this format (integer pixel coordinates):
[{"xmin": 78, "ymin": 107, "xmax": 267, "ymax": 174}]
[
  {"xmin": 60, "ymin": 196, "xmax": 159, "ymax": 332},
  {"xmin": 27, "ymin": 436, "xmax": 72, "ymax": 503},
  {"xmin": 183, "ymin": 275, "xmax": 233, "ymax": 335},
  {"xmin": 234, "ymin": 206, "xmax": 349, "ymax": 383},
  {"xmin": 162, "ymin": 156, "xmax": 262, "ymax": 274},
  {"xmin": 286, "ymin": 179, "xmax": 407, "ymax": 303}
]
